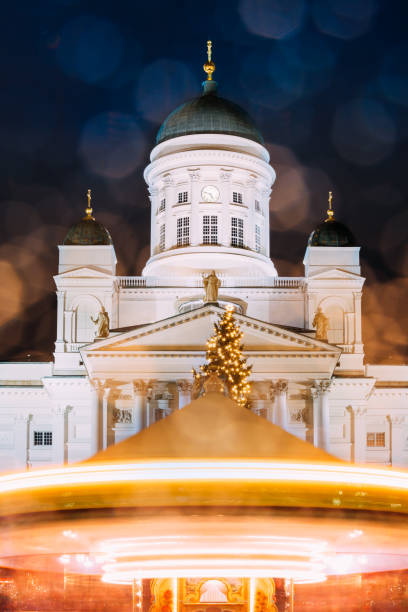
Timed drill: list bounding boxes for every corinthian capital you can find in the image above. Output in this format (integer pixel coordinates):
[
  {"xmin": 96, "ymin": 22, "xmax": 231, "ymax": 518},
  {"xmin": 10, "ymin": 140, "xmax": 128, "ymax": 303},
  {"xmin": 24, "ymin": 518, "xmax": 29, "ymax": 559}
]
[
  {"xmin": 133, "ymin": 380, "xmax": 148, "ymax": 396},
  {"xmin": 313, "ymin": 380, "xmax": 332, "ymax": 396},
  {"xmin": 188, "ymin": 168, "xmax": 201, "ymax": 181},
  {"xmin": 270, "ymin": 379, "xmax": 288, "ymax": 397},
  {"xmin": 177, "ymin": 380, "xmax": 193, "ymax": 394}
]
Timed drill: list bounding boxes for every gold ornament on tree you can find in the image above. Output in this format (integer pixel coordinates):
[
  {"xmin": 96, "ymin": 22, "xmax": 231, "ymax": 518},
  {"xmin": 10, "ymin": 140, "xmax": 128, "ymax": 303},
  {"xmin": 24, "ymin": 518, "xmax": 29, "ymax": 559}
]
[{"xmin": 193, "ymin": 306, "xmax": 252, "ymax": 408}]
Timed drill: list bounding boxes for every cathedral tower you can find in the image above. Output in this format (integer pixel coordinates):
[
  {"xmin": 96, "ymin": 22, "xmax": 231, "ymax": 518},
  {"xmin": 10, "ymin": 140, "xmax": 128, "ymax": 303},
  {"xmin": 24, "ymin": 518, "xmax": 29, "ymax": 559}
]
[{"xmin": 142, "ymin": 42, "xmax": 277, "ymax": 279}]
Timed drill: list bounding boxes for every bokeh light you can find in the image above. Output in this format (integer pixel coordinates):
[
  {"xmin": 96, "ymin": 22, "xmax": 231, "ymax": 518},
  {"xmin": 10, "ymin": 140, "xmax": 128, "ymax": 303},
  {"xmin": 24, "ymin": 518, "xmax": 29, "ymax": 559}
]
[
  {"xmin": 79, "ymin": 112, "xmax": 146, "ymax": 179},
  {"xmin": 238, "ymin": 0, "xmax": 306, "ymax": 39},
  {"xmin": 331, "ymin": 98, "xmax": 396, "ymax": 166},
  {"xmin": 135, "ymin": 59, "xmax": 198, "ymax": 124},
  {"xmin": 312, "ymin": 0, "xmax": 379, "ymax": 40},
  {"xmin": 56, "ymin": 16, "xmax": 124, "ymax": 84},
  {"xmin": 378, "ymin": 42, "xmax": 408, "ymax": 108}
]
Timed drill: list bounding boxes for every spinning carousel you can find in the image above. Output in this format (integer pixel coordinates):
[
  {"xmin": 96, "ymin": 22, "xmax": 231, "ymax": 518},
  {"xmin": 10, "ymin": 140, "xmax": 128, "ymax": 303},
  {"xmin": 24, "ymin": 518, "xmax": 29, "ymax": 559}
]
[{"xmin": 0, "ymin": 388, "xmax": 407, "ymax": 610}]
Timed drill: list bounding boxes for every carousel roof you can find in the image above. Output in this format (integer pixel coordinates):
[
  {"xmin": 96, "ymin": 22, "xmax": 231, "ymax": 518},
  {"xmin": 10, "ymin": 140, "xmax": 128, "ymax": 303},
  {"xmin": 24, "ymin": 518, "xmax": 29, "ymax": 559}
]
[{"xmin": 88, "ymin": 390, "xmax": 337, "ymax": 463}]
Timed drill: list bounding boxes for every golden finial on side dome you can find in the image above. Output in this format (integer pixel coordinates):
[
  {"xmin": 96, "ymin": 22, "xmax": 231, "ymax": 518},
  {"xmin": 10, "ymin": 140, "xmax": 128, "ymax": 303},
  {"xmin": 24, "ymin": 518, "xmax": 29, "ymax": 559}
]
[
  {"xmin": 203, "ymin": 40, "xmax": 215, "ymax": 81},
  {"xmin": 84, "ymin": 188, "xmax": 94, "ymax": 220},
  {"xmin": 326, "ymin": 190, "xmax": 335, "ymax": 221}
]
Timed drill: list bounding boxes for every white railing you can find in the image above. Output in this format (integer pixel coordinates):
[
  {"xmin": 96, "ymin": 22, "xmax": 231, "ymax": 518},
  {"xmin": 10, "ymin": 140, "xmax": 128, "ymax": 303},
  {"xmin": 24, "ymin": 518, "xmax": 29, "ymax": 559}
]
[{"xmin": 117, "ymin": 276, "xmax": 305, "ymax": 289}]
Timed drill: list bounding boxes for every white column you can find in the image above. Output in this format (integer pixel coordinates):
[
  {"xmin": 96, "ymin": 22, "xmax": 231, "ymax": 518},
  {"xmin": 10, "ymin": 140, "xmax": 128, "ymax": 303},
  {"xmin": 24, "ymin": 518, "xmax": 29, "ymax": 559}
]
[
  {"xmin": 14, "ymin": 414, "xmax": 30, "ymax": 470},
  {"xmin": 353, "ymin": 291, "xmax": 363, "ymax": 351},
  {"xmin": 310, "ymin": 386, "xmax": 320, "ymax": 447},
  {"xmin": 246, "ymin": 174, "xmax": 256, "ymax": 251},
  {"xmin": 270, "ymin": 380, "xmax": 288, "ymax": 430},
  {"xmin": 133, "ymin": 380, "xmax": 148, "ymax": 432},
  {"xmin": 102, "ymin": 387, "xmax": 111, "ymax": 450},
  {"xmin": 389, "ymin": 415, "xmax": 405, "ymax": 467},
  {"xmin": 55, "ymin": 291, "xmax": 65, "ymax": 351},
  {"xmin": 350, "ymin": 406, "xmax": 367, "ymax": 463},
  {"xmin": 189, "ymin": 169, "xmax": 201, "ymax": 246},
  {"xmin": 313, "ymin": 381, "xmax": 332, "ymax": 452},
  {"xmin": 52, "ymin": 406, "xmax": 66, "ymax": 465},
  {"xmin": 261, "ymin": 187, "xmax": 271, "ymax": 257},
  {"xmin": 163, "ymin": 174, "xmax": 174, "ymax": 249},
  {"xmin": 89, "ymin": 385, "xmax": 101, "ymax": 456},
  {"xmin": 219, "ymin": 169, "xmax": 232, "ymax": 246},
  {"xmin": 177, "ymin": 380, "xmax": 192, "ymax": 409},
  {"xmin": 64, "ymin": 310, "xmax": 73, "ymax": 344},
  {"xmin": 149, "ymin": 186, "xmax": 159, "ymax": 256}
]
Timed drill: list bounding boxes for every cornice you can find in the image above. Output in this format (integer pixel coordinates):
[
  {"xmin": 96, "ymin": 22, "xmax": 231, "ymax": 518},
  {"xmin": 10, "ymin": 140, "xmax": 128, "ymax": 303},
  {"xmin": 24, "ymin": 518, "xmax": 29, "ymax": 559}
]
[{"xmin": 145, "ymin": 149, "xmax": 273, "ymax": 185}]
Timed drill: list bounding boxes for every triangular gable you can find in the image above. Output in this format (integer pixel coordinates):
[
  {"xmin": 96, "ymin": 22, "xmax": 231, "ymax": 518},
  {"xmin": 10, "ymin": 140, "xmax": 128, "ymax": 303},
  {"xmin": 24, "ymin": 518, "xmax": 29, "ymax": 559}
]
[
  {"xmin": 83, "ymin": 305, "xmax": 339, "ymax": 354},
  {"xmin": 306, "ymin": 268, "xmax": 363, "ymax": 281},
  {"xmin": 54, "ymin": 266, "xmax": 114, "ymax": 280}
]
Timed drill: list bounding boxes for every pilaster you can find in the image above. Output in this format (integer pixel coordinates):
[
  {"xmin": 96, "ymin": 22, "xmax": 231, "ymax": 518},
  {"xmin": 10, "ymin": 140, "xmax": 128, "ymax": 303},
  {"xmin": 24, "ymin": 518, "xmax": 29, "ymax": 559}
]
[
  {"xmin": 177, "ymin": 380, "xmax": 192, "ymax": 409},
  {"xmin": 270, "ymin": 380, "xmax": 288, "ymax": 431},
  {"xmin": 389, "ymin": 415, "xmax": 406, "ymax": 467},
  {"xmin": 14, "ymin": 413, "xmax": 30, "ymax": 470},
  {"xmin": 189, "ymin": 168, "xmax": 201, "ymax": 246},
  {"xmin": 51, "ymin": 405, "xmax": 66, "ymax": 464}
]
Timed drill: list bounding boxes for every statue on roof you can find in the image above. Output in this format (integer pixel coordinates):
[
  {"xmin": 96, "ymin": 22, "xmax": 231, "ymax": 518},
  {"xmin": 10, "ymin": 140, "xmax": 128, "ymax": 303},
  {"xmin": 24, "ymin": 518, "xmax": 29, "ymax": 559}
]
[
  {"xmin": 91, "ymin": 306, "xmax": 110, "ymax": 338},
  {"xmin": 203, "ymin": 270, "xmax": 221, "ymax": 303},
  {"xmin": 313, "ymin": 306, "xmax": 329, "ymax": 341}
]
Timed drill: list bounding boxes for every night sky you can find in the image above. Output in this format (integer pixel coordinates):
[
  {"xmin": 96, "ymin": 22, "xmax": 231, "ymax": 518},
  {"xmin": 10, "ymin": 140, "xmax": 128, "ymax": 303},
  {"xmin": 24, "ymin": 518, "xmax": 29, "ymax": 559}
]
[{"xmin": 0, "ymin": 0, "xmax": 407, "ymax": 364}]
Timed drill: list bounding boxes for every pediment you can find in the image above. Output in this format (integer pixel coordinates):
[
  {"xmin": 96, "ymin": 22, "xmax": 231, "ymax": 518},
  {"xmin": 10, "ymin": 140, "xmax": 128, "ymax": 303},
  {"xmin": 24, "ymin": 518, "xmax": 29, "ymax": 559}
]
[
  {"xmin": 54, "ymin": 266, "xmax": 113, "ymax": 279},
  {"xmin": 84, "ymin": 306, "xmax": 339, "ymax": 355},
  {"xmin": 307, "ymin": 268, "xmax": 362, "ymax": 281}
]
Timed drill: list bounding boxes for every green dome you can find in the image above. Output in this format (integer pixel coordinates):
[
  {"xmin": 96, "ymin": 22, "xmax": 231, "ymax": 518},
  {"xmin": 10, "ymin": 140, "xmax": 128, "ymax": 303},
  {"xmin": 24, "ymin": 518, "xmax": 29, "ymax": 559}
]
[
  {"xmin": 308, "ymin": 219, "xmax": 355, "ymax": 247},
  {"xmin": 156, "ymin": 81, "xmax": 264, "ymax": 145},
  {"xmin": 64, "ymin": 217, "xmax": 113, "ymax": 246}
]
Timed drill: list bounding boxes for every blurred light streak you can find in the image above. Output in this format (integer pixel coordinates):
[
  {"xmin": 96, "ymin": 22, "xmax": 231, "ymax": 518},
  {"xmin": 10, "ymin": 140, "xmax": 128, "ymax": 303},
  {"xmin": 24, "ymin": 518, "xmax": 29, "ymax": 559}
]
[{"xmin": 1, "ymin": 460, "xmax": 408, "ymax": 494}]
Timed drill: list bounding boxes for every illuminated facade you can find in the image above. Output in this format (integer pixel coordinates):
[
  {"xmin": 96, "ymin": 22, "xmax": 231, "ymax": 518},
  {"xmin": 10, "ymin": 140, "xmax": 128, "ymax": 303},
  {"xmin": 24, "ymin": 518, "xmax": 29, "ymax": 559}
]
[{"xmin": 0, "ymin": 49, "xmax": 407, "ymax": 472}]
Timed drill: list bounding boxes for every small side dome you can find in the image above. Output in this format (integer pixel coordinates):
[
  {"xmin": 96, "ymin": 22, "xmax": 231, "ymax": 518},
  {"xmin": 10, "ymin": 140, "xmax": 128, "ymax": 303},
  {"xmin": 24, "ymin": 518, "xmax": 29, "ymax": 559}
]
[
  {"xmin": 63, "ymin": 190, "xmax": 113, "ymax": 246},
  {"xmin": 308, "ymin": 192, "xmax": 355, "ymax": 247}
]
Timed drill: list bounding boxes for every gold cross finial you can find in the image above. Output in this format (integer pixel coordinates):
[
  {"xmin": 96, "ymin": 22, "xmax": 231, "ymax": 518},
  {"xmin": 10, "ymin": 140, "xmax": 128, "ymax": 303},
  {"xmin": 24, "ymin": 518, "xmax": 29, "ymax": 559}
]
[
  {"xmin": 84, "ymin": 188, "xmax": 94, "ymax": 220},
  {"xmin": 327, "ymin": 190, "xmax": 334, "ymax": 221},
  {"xmin": 203, "ymin": 40, "xmax": 215, "ymax": 81}
]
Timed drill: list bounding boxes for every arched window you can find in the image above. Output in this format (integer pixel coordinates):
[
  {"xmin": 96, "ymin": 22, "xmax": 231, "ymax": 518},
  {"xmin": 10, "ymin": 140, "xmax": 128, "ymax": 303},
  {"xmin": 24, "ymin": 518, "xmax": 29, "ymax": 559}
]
[
  {"xmin": 75, "ymin": 298, "xmax": 100, "ymax": 343},
  {"xmin": 325, "ymin": 305, "xmax": 344, "ymax": 344},
  {"xmin": 199, "ymin": 580, "xmax": 228, "ymax": 603}
]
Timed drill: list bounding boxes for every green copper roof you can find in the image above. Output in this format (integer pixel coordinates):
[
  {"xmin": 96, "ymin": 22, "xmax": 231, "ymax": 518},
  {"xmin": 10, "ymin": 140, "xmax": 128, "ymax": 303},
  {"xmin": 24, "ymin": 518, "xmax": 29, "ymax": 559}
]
[
  {"xmin": 156, "ymin": 81, "xmax": 264, "ymax": 145},
  {"xmin": 64, "ymin": 217, "xmax": 113, "ymax": 246},
  {"xmin": 308, "ymin": 219, "xmax": 355, "ymax": 247}
]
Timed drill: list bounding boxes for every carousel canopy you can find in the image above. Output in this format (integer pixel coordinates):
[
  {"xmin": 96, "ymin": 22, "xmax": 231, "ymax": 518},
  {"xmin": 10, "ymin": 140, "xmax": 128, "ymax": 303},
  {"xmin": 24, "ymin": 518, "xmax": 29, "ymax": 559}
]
[{"xmin": 88, "ymin": 390, "xmax": 337, "ymax": 463}]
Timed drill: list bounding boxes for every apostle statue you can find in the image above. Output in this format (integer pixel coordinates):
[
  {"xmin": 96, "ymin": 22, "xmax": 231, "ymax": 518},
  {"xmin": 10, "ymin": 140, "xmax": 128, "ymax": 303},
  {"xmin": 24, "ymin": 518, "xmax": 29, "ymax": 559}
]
[
  {"xmin": 313, "ymin": 306, "xmax": 329, "ymax": 341},
  {"xmin": 203, "ymin": 270, "xmax": 221, "ymax": 303},
  {"xmin": 91, "ymin": 307, "xmax": 110, "ymax": 338}
]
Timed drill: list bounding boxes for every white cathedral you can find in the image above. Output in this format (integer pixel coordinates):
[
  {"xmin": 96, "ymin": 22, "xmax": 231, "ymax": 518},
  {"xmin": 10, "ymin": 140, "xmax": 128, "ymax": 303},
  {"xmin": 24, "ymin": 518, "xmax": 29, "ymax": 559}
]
[{"xmin": 1, "ymin": 47, "xmax": 407, "ymax": 472}]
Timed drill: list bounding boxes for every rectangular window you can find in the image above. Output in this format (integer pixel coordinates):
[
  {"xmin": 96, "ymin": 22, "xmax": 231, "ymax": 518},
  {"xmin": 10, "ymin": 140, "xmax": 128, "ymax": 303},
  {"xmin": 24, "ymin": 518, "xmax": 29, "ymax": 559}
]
[
  {"xmin": 231, "ymin": 217, "xmax": 244, "ymax": 247},
  {"xmin": 255, "ymin": 224, "xmax": 261, "ymax": 253},
  {"xmin": 233, "ymin": 191, "xmax": 243, "ymax": 204},
  {"xmin": 178, "ymin": 191, "xmax": 188, "ymax": 204},
  {"xmin": 177, "ymin": 217, "xmax": 190, "ymax": 246},
  {"xmin": 366, "ymin": 432, "xmax": 385, "ymax": 447},
  {"xmin": 255, "ymin": 199, "xmax": 261, "ymax": 212},
  {"xmin": 159, "ymin": 198, "xmax": 166, "ymax": 213},
  {"xmin": 159, "ymin": 224, "xmax": 165, "ymax": 251},
  {"xmin": 203, "ymin": 215, "xmax": 218, "ymax": 244},
  {"xmin": 34, "ymin": 431, "xmax": 53, "ymax": 446}
]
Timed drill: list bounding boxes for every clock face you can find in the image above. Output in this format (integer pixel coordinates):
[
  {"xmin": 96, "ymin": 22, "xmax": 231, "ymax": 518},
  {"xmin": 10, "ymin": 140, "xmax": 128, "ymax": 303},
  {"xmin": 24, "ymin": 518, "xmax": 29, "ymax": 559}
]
[{"xmin": 201, "ymin": 185, "xmax": 220, "ymax": 202}]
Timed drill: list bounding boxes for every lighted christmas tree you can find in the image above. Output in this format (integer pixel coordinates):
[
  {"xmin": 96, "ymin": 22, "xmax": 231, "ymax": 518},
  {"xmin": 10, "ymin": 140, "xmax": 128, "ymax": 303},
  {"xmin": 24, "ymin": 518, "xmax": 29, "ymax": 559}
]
[{"xmin": 194, "ymin": 306, "xmax": 252, "ymax": 408}]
